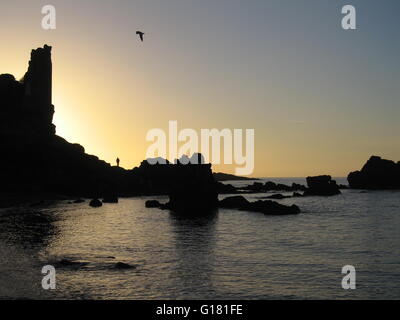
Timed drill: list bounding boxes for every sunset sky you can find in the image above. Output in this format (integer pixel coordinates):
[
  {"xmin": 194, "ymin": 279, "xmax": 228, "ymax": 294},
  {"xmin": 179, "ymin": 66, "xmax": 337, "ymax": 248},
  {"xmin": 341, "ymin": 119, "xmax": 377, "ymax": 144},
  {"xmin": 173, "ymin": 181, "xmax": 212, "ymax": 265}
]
[{"xmin": 1, "ymin": 0, "xmax": 399, "ymax": 177}]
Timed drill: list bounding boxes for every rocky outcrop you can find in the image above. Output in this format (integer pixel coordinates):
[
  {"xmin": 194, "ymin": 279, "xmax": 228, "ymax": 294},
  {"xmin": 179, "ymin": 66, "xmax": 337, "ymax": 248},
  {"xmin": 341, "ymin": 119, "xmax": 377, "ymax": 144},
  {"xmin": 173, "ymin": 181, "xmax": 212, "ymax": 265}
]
[
  {"xmin": 304, "ymin": 175, "xmax": 341, "ymax": 196},
  {"xmin": 219, "ymin": 196, "xmax": 300, "ymax": 215},
  {"xmin": 293, "ymin": 192, "xmax": 304, "ymax": 197},
  {"xmin": 114, "ymin": 262, "xmax": 136, "ymax": 270},
  {"xmin": 89, "ymin": 199, "xmax": 102, "ymax": 207},
  {"xmin": 164, "ymin": 154, "xmax": 219, "ymax": 214},
  {"xmin": 348, "ymin": 156, "xmax": 400, "ymax": 189},
  {"xmin": 142, "ymin": 154, "xmax": 219, "ymax": 214},
  {"xmin": 244, "ymin": 182, "xmax": 265, "ymax": 192},
  {"xmin": 145, "ymin": 200, "xmax": 162, "ymax": 208},
  {"xmin": 138, "ymin": 154, "xmax": 218, "ymax": 214},
  {"xmin": 55, "ymin": 259, "xmax": 89, "ymax": 269},
  {"xmin": 241, "ymin": 181, "xmax": 307, "ymax": 193},
  {"xmin": 264, "ymin": 193, "xmax": 291, "ymax": 199},
  {"xmin": 246, "ymin": 200, "xmax": 300, "ymax": 215},
  {"xmin": 216, "ymin": 182, "xmax": 237, "ymax": 194},
  {"xmin": 218, "ymin": 196, "xmax": 250, "ymax": 209},
  {"xmin": 146, "ymin": 194, "xmax": 301, "ymax": 215}
]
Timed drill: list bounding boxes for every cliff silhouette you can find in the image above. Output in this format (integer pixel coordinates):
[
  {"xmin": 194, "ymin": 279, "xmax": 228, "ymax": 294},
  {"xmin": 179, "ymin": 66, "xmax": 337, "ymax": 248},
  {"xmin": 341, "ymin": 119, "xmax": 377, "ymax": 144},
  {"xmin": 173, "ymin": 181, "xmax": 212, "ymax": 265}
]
[{"xmin": 0, "ymin": 45, "xmax": 217, "ymax": 203}]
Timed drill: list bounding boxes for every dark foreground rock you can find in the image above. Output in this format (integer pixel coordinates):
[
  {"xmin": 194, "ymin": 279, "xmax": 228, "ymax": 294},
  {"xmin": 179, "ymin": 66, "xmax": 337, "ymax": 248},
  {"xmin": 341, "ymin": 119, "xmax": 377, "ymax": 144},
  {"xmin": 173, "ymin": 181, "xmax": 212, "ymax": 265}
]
[
  {"xmin": 144, "ymin": 154, "xmax": 218, "ymax": 214},
  {"xmin": 89, "ymin": 199, "xmax": 102, "ymax": 207},
  {"xmin": 145, "ymin": 200, "xmax": 162, "ymax": 208},
  {"xmin": 265, "ymin": 193, "xmax": 291, "ymax": 200},
  {"xmin": 159, "ymin": 154, "xmax": 218, "ymax": 214},
  {"xmin": 114, "ymin": 262, "xmax": 136, "ymax": 270},
  {"xmin": 304, "ymin": 175, "xmax": 341, "ymax": 196},
  {"xmin": 216, "ymin": 182, "xmax": 237, "ymax": 194},
  {"xmin": 293, "ymin": 192, "xmax": 304, "ymax": 197},
  {"xmin": 55, "ymin": 259, "xmax": 89, "ymax": 269},
  {"xmin": 218, "ymin": 196, "xmax": 250, "ymax": 209},
  {"xmin": 219, "ymin": 196, "xmax": 300, "ymax": 215},
  {"xmin": 347, "ymin": 156, "xmax": 400, "ymax": 189}
]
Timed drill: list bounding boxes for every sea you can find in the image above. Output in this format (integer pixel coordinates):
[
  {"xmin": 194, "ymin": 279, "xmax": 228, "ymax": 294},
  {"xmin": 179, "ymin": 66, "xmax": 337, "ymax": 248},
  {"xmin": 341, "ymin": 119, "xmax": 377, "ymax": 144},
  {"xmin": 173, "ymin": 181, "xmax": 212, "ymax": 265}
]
[{"xmin": 0, "ymin": 178, "xmax": 399, "ymax": 300}]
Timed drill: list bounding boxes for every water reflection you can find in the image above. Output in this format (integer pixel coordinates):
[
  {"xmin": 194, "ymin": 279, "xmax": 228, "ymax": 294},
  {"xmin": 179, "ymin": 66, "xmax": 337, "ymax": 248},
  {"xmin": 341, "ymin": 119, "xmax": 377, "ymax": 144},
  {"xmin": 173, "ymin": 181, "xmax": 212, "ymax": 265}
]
[
  {"xmin": 0, "ymin": 207, "xmax": 60, "ymax": 299},
  {"xmin": 168, "ymin": 211, "xmax": 218, "ymax": 298},
  {"xmin": 1, "ymin": 190, "xmax": 399, "ymax": 299},
  {"xmin": 0, "ymin": 207, "xmax": 59, "ymax": 249}
]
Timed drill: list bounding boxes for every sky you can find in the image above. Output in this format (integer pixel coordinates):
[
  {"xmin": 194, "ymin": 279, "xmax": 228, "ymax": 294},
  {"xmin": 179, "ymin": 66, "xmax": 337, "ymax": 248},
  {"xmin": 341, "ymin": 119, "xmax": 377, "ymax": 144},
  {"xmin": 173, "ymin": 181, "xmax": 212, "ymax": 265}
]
[{"xmin": 0, "ymin": 0, "xmax": 399, "ymax": 177}]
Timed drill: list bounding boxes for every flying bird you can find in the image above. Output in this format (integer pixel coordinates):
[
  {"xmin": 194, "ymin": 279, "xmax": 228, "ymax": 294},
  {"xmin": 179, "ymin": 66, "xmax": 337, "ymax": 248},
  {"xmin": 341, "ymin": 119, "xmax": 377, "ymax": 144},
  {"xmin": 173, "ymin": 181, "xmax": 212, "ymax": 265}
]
[{"xmin": 136, "ymin": 31, "xmax": 145, "ymax": 42}]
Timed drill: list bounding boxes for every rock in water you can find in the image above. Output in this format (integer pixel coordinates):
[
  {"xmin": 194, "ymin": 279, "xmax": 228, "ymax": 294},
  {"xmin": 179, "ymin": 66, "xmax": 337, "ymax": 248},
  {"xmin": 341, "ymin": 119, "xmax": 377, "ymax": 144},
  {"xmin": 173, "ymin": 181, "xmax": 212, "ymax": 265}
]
[
  {"xmin": 219, "ymin": 196, "xmax": 250, "ymax": 208},
  {"xmin": 114, "ymin": 262, "xmax": 135, "ymax": 269},
  {"xmin": 89, "ymin": 199, "xmax": 102, "ymax": 207},
  {"xmin": 304, "ymin": 175, "xmax": 341, "ymax": 196},
  {"xmin": 247, "ymin": 200, "xmax": 300, "ymax": 215},
  {"xmin": 347, "ymin": 156, "xmax": 400, "ymax": 189},
  {"xmin": 293, "ymin": 192, "xmax": 304, "ymax": 197},
  {"xmin": 55, "ymin": 259, "xmax": 89, "ymax": 269},
  {"xmin": 164, "ymin": 154, "xmax": 219, "ymax": 214},
  {"xmin": 219, "ymin": 196, "xmax": 300, "ymax": 215},
  {"xmin": 216, "ymin": 182, "xmax": 237, "ymax": 194},
  {"xmin": 265, "ymin": 193, "xmax": 289, "ymax": 199},
  {"xmin": 145, "ymin": 200, "xmax": 161, "ymax": 208},
  {"xmin": 242, "ymin": 181, "xmax": 307, "ymax": 193}
]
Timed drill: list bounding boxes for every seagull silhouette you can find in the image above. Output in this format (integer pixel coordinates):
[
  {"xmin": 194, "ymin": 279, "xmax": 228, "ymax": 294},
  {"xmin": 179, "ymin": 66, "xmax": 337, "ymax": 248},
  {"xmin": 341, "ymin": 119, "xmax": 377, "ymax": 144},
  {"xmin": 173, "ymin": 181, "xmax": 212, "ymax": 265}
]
[{"xmin": 136, "ymin": 31, "xmax": 145, "ymax": 42}]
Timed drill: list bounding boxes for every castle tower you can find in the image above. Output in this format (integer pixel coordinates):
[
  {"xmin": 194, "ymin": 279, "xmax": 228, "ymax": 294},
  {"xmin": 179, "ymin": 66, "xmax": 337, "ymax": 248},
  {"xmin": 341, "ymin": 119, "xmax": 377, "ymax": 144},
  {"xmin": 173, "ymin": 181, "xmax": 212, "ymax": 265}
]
[{"xmin": 23, "ymin": 44, "xmax": 55, "ymax": 136}]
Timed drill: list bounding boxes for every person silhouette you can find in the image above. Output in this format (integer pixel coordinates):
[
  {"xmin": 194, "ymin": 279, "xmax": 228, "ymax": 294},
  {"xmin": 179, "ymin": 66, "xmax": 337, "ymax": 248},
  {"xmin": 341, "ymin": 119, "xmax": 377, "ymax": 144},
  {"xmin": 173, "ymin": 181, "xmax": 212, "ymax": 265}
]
[{"xmin": 116, "ymin": 158, "xmax": 120, "ymax": 167}]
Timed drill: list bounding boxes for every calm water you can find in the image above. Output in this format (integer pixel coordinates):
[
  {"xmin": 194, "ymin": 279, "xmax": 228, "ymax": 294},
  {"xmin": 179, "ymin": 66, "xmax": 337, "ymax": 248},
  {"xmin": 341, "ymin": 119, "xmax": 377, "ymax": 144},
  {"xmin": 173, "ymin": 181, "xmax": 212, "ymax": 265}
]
[{"xmin": 1, "ymin": 178, "xmax": 400, "ymax": 300}]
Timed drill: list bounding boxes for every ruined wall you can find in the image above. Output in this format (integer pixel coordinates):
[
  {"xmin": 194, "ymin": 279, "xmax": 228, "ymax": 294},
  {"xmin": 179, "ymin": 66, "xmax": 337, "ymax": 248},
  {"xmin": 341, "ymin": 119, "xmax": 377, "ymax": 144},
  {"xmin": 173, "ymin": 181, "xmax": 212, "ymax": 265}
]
[
  {"xmin": 22, "ymin": 44, "xmax": 55, "ymax": 136},
  {"xmin": 0, "ymin": 44, "xmax": 55, "ymax": 139}
]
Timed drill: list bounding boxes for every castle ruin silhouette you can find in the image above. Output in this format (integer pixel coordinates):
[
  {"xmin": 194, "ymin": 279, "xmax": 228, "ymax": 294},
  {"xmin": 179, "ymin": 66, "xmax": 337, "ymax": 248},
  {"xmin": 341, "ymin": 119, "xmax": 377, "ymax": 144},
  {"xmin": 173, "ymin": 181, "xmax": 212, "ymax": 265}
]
[
  {"xmin": 0, "ymin": 45, "xmax": 55, "ymax": 140},
  {"xmin": 0, "ymin": 45, "xmax": 218, "ymax": 210}
]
